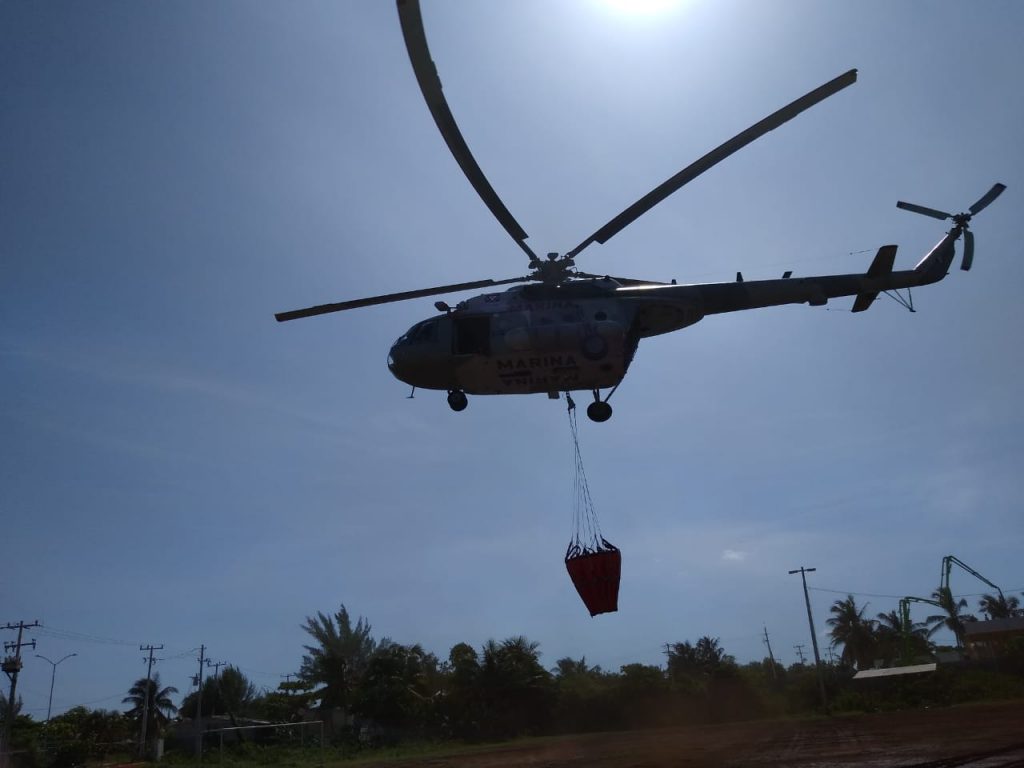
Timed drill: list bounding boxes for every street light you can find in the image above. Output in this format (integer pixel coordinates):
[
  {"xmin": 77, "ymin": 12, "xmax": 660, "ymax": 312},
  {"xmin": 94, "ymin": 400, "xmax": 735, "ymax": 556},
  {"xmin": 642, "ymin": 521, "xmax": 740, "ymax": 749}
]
[{"xmin": 35, "ymin": 653, "xmax": 77, "ymax": 722}]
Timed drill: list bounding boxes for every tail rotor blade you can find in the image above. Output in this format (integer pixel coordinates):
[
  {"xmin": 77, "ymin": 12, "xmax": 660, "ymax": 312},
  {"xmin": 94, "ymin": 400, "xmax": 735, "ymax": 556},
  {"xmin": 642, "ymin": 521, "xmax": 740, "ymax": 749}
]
[
  {"xmin": 961, "ymin": 229, "xmax": 974, "ymax": 271},
  {"xmin": 896, "ymin": 201, "xmax": 951, "ymax": 220},
  {"xmin": 969, "ymin": 183, "xmax": 1006, "ymax": 216}
]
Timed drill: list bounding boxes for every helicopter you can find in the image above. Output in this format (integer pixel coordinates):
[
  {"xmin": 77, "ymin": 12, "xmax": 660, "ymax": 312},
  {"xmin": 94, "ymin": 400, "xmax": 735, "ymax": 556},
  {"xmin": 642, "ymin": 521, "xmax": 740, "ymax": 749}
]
[{"xmin": 276, "ymin": 0, "xmax": 1005, "ymax": 423}]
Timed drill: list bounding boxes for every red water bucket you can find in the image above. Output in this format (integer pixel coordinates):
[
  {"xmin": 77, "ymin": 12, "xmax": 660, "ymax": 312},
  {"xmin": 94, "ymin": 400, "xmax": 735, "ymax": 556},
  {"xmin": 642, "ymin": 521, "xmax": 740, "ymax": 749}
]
[{"xmin": 565, "ymin": 541, "xmax": 621, "ymax": 616}]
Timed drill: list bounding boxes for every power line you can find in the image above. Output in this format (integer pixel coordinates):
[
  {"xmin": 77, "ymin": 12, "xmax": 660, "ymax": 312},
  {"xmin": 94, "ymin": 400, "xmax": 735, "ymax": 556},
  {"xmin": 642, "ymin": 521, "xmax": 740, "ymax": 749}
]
[
  {"xmin": 76, "ymin": 691, "xmax": 125, "ymax": 706},
  {"xmin": 162, "ymin": 647, "xmax": 201, "ymax": 661},
  {"xmin": 35, "ymin": 625, "xmax": 203, "ymax": 665},
  {"xmin": 34, "ymin": 625, "xmax": 139, "ymax": 647},
  {"xmin": 50, "ymin": 691, "xmax": 125, "ymax": 710},
  {"xmin": 36, "ymin": 626, "xmax": 198, "ymax": 663},
  {"xmin": 22, "ymin": 688, "xmax": 131, "ymax": 716},
  {"xmin": 809, "ymin": 585, "xmax": 1024, "ymax": 600},
  {"xmin": 234, "ymin": 665, "xmax": 294, "ymax": 679},
  {"xmin": 809, "ymin": 587, "xmax": 910, "ymax": 599}
]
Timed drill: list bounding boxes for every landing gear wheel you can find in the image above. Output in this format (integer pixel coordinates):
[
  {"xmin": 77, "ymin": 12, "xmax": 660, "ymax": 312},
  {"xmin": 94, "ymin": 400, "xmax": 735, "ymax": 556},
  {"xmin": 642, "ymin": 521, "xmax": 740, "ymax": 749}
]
[
  {"xmin": 447, "ymin": 390, "xmax": 468, "ymax": 412},
  {"xmin": 586, "ymin": 401, "xmax": 612, "ymax": 423}
]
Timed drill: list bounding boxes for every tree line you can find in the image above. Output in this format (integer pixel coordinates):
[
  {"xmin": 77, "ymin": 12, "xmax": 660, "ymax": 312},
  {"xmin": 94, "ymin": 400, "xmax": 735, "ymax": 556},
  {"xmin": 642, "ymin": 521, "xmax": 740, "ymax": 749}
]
[
  {"xmin": 6, "ymin": 590, "xmax": 1023, "ymax": 766},
  {"xmin": 826, "ymin": 588, "xmax": 1023, "ymax": 669}
]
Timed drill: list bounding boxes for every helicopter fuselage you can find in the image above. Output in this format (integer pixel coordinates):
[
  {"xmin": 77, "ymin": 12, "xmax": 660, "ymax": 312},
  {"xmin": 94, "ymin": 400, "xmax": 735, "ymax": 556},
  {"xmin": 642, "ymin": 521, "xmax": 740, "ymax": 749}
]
[
  {"xmin": 386, "ymin": 279, "xmax": 701, "ymax": 395},
  {"xmin": 386, "ymin": 231, "xmax": 961, "ymax": 398}
]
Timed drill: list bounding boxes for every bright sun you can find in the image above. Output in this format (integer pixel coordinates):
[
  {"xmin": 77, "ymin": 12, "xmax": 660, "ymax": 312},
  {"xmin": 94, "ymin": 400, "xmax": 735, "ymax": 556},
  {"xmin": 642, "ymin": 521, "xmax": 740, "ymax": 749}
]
[{"xmin": 602, "ymin": 0, "xmax": 685, "ymax": 15}]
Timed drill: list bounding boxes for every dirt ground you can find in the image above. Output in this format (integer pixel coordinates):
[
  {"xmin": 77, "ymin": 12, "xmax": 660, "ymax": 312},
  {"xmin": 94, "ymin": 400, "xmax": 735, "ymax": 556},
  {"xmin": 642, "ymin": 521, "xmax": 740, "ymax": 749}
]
[{"xmin": 364, "ymin": 699, "xmax": 1024, "ymax": 767}]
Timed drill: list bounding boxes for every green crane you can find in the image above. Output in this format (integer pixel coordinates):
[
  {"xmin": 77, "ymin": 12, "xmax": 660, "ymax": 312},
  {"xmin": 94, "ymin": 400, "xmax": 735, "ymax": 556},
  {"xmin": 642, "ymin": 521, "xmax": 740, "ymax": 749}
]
[
  {"xmin": 899, "ymin": 596, "xmax": 943, "ymax": 663},
  {"xmin": 897, "ymin": 557, "xmax": 1002, "ymax": 662},
  {"xmin": 941, "ymin": 555, "xmax": 1003, "ymax": 600}
]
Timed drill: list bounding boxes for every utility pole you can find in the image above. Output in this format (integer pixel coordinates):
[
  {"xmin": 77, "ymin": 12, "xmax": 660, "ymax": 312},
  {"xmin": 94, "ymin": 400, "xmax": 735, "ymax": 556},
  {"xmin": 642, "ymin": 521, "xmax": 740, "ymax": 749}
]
[
  {"xmin": 3, "ymin": 620, "xmax": 40, "ymax": 764},
  {"xmin": 205, "ymin": 660, "xmax": 225, "ymax": 718},
  {"xmin": 35, "ymin": 653, "xmax": 77, "ymax": 723},
  {"xmin": 762, "ymin": 626, "xmax": 778, "ymax": 680},
  {"xmin": 195, "ymin": 645, "xmax": 205, "ymax": 764},
  {"xmin": 138, "ymin": 644, "xmax": 163, "ymax": 758},
  {"xmin": 793, "ymin": 644, "xmax": 806, "ymax": 664},
  {"xmin": 789, "ymin": 566, "xmax": 828, "ymax": 712}
]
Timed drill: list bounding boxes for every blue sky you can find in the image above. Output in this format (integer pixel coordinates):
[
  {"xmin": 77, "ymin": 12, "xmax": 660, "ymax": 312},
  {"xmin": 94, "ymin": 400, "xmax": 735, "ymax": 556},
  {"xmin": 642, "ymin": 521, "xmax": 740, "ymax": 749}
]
[{"xmin": 2, "ymin": 0, "xmax": 1022, "ymax": 717}]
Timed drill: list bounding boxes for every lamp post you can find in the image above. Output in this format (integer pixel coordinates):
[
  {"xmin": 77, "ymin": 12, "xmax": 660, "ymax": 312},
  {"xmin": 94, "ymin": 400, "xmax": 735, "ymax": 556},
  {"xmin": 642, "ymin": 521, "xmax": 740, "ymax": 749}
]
[{"xmin": 35, "ymin": 653, "xmax": 77, "ymax": 723}]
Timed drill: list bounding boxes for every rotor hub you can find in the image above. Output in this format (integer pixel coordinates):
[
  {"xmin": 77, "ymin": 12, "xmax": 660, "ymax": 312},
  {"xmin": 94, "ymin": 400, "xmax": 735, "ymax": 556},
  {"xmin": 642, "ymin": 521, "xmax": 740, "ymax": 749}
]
[{"xmin": 531, "ymin": 255, "xmax": 576, "ymax": 285}]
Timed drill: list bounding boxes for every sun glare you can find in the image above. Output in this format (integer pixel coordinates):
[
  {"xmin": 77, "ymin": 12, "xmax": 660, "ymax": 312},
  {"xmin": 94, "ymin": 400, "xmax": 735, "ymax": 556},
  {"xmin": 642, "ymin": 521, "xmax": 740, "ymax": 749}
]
[{"xmin": 602, "ymin": 0, "xmax": 686, "ymax": 15}]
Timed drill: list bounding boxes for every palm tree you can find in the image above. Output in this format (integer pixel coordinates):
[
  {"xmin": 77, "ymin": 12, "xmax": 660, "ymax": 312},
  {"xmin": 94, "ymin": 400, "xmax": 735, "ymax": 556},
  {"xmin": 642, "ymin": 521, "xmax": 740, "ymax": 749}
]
[
  {"xmin": 0, "ymin": 695, "xmax": 23, "ymax": 722},
  {"xmin": 873, "ymin": 610, "xmax": 902, "ymax": 664},
  {"xmin": 123, "ymin": 674, "xmax": 178, "ymax": 744},
  {"xmin": 876, "ymin": 609, "xmax": 931, "ymax": 664},
  {"xmin": 978, "ymin": 593, "xmax": 1022, "ymax": 620},
  {"xmin": 826, "ymin": 595, "xmax": 877, "ymax": 669},
  {"xmin": 216, "ymin": 666, "xmax": 259, "ymax": 719},
  {"xmin": 925, "ymin": 587, "xmax": 976, "ymax": 648},
  {"xmin": 444, "ymin": 642, "xmax": 482, "ymax": 739},
  {"xmin": 694, "ymin": 636, "xmax": 735, "ymax": 673},
  {"xmin": 299, "ymin": 605, "xmax": 382, "ymax": 709},
  {"xmin": 478, "ymin": 636, "xmax": 553, "ymax": 738},
  {"xmin": 356, "ymin": 643, "xmax": 438, "ymax": 729},
  {"xmin": 553, "ymin": 656, "xmax": 593, "ymax": 678}
]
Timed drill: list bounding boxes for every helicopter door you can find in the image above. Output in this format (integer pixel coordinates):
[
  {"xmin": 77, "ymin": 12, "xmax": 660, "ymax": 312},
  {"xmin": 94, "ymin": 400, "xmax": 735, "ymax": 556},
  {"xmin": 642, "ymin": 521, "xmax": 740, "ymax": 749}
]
[{"xmin": 454, "ymin": 316, "xmax": 491, "ymax": 356}]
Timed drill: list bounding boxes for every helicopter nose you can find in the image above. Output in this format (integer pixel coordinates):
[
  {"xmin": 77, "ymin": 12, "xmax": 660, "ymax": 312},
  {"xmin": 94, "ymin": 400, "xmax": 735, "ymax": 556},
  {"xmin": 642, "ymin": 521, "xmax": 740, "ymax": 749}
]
[
  {"xmin": 387, "ymin": 346, "xmax": 405, "ymax": 381},
  {"xmin": 388, "ymin": 340, "xmax": 451, "ymax": 390},
  {"xmin": 387, "ymin": 343, "xmax": 417, "ymax": 385}
]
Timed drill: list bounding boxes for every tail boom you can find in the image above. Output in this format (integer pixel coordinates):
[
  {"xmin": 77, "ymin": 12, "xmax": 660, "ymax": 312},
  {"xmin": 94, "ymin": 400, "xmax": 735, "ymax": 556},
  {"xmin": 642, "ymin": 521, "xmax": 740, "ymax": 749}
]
[{"xmin": 615, "ymin": 232, "xmax": 962, "ymax": 333}]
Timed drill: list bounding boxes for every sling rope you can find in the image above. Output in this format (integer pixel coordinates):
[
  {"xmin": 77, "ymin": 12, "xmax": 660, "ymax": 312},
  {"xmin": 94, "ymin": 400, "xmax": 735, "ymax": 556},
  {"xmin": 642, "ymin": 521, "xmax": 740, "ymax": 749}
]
[{"xmin": 566, "ymin": 393, "xmax": 606, "ymax": 557}]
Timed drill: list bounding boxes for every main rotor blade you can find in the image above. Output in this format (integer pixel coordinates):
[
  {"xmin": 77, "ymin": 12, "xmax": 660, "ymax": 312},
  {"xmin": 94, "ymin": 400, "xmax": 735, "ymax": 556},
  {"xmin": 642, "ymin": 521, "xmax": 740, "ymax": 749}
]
[
  {"xmin": 574, "ymin": 271, "xmax": 669, "ymax": 286},
  {"xmin": 895, "ymin": 201, "xmax": 951, "ymax": 220},
  {"xmin": 961, "ymin": 228, "xmax": 974, "ymax": 271},
  {"xmin": 969, "ymin": 182, "xmax": 1006, "ymax": 215},
  {"xmin": 275, "ymin": 276, "xmax": 529, "ymax": 322},
  {"xmin": 397, "ymin": 0, "xmax": 538, "ymax": 263},
  {"xmin": 567, "ymin": 69, "xmax": 858, "ymax": 259}
]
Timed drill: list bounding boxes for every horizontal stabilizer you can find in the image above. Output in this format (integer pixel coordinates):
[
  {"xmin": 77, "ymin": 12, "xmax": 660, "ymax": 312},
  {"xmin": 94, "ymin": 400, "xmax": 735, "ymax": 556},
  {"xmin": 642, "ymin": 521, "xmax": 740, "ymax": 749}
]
[
  {"xmin": 851, "ymin": 291, "xmax": 879, "ymax": 313},
  {"xmin": 866, "ymin": 244, "xmax": 897, "ymax": 277}
]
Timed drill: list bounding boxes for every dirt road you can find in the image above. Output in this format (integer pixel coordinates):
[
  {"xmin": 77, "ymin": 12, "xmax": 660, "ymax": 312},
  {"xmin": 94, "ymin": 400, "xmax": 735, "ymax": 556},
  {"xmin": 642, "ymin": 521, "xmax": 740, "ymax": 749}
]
[{"xmin": 363, "ymin": 700, "xmax": 1024, "ymax": 767}]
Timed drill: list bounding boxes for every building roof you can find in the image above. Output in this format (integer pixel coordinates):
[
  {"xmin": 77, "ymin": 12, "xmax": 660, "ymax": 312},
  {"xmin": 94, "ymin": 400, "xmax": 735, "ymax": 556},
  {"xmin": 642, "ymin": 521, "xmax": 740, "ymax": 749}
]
[
  {"xmin": 852, "ymin": 663, "xmax": 937, "ymax": 680},
  {"xmin": 963, "ymin": 617, "xmax": 1024, "ymax": 638}
]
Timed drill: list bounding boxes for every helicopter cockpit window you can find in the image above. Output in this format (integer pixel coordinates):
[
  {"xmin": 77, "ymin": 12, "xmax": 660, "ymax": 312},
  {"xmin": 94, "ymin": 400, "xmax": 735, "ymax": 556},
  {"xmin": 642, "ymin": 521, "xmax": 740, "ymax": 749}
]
[{"xmin": 399, "ymin": 319, "xmax": 438, "ymax": 346}]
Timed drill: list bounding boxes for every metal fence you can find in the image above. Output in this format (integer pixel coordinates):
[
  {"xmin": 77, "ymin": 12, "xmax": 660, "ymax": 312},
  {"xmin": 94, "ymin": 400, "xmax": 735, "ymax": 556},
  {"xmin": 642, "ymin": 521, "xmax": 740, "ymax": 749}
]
[{"xmin": 202, "ymin": 720, "xmax": 324, "ymax": 766}]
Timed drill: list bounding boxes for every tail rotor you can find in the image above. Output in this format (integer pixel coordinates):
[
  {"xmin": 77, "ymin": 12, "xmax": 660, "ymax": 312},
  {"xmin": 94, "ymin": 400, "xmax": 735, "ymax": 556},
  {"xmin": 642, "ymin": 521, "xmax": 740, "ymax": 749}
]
[{"xmin": 896, "ymin": 183, "xmax": 1005, "ymax": 271}]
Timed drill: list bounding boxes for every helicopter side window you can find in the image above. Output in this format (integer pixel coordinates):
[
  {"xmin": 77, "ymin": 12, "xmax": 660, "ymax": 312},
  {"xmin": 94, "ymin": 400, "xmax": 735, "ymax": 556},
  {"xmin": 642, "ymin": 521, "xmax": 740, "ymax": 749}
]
[
  {"xmin": 454, "ymin": 316, "xmax": 491, "ymax": 355},
  {"xmin": 494, "ymin": 312, "xmax": 527, "ymax": 333}
]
